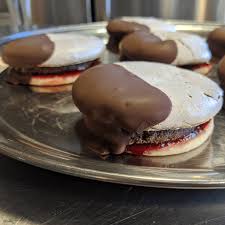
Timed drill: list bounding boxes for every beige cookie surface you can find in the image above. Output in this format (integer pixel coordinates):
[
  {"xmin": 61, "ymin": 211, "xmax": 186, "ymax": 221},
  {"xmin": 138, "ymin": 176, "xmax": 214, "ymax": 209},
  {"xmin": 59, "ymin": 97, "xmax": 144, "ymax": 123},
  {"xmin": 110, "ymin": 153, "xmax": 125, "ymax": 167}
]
[
  {"xmin": 116, "ymin": 61, "xmax": 223, "ymax": 130},
  {"xmin": 0, "ymin": 57, "xmax": 8, "ymax": 72},
  {"xmin": 154, "ymin": 31, "xmax": 212, "ymax": 65},
  {"xmin": 41, "ymin": 33, "xmax": 105, "ymax": 67}
]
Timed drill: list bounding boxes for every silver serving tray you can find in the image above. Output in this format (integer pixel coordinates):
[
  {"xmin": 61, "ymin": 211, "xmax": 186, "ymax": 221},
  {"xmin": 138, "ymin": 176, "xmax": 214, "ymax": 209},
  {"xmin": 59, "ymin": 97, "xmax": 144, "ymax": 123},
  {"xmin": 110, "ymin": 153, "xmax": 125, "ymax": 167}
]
[{"xmin": 0, "ymin": 21, "xmax": 225, "ymax": 189}]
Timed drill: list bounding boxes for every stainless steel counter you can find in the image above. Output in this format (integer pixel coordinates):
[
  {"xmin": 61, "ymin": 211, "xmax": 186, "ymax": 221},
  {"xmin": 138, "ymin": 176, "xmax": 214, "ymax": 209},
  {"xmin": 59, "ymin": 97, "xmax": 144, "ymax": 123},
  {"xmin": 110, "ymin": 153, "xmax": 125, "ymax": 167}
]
[{"xmin": 1, "ymin": 154, "xmax": 225, "ymax": 225}]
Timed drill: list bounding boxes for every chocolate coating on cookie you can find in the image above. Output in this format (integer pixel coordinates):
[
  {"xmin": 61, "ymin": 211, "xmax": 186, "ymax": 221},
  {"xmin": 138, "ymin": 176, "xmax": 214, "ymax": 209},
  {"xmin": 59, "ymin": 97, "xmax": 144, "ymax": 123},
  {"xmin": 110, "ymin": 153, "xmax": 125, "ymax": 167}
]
[
  {"xmin": 107, "ymin": 19, "xmax": 150, "ymax": 35},
  {"xmin": 2, "ymin": 34, "xmax": 54, "ymax": 67},
  {"xmin": 208, "ymin": 27, "xmax": 225, "ymax": 58},
  {"xmin": 120, "ymin": 31, "xmax": 177, "ymax": 63},
  {"xmin": 106, "ymin": 19, "xmax": 150, "ymax": 53},
  {"xmin": 72, "ymin": 64, "xmax": 171, "ymax": 154},
  {"xmin": 218, "ymin": 55, "xmax": 225, "ymax": 89}
]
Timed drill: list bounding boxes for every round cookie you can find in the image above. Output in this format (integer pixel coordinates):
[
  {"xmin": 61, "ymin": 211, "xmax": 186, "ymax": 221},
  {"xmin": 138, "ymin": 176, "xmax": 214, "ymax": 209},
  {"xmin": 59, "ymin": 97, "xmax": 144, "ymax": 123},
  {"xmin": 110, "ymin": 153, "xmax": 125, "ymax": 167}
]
[
  {"xmin": 116, "ymin": 62, "xmax": 222, "ymax": 130},
  {"xmin": 2, "ymin": 33, "xmax": 105, "ymax": 86},
  {"xmin": 120, "ymin": 31, "xmax": 212, "ymax": 69},
  {"xmin": 72, "ymin": 62, "xmax": 223, "ymax": 156},
  {"xmin": 39, "ymin": 33, "xmax": 105, "ymax": 67},
  {"xmin": 106, "ymin": 17, "xmax": 176, "ymax": 53},
  {"xmin": 106, "ymin": 19, "xmax": 149, "ymax": 53}
]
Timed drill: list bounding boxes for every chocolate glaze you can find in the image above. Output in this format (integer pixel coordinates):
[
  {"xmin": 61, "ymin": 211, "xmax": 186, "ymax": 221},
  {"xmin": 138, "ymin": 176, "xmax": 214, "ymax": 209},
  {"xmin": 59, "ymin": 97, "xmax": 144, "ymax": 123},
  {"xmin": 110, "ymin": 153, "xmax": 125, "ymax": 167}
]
[
  {"xmin": 218, "ymin": 55, "xmax": 225, "ymax": 90},
  {"xmin": 72, "ymin": 64, "xmax": 172, "ymax": 154},
  {"xmin": 2, "ymin": 34, "xmax": 54, "ymax": 68},
  {"xmin": 107, "ymin": 19, "xmax": 150, "ymax": 35},
  {"xmin": 106, "ymin": 19, "xmax": 150, "ymax": 53},
  {"xmin": 208, "ymin": 27, "xmax": 225, "ymax": 58},
  {"xmin": 120, "ymin": 31, "xmax": 177, "ymax": 63}
]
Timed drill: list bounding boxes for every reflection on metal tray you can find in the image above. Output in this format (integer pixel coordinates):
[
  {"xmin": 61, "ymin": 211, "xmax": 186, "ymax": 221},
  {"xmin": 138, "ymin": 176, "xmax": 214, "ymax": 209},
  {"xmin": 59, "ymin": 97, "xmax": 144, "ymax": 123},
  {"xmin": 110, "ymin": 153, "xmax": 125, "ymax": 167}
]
[{"xmin": 0, "ymin": 21, "xmax": 225, "ymax": 189}]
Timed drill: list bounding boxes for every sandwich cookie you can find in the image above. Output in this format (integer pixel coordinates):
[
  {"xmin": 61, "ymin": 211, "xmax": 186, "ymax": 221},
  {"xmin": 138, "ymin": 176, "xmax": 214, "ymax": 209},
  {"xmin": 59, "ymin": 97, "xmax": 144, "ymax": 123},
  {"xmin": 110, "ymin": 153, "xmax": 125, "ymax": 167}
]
[
  {"xmin": 120, "ymin": 31, "xmax": 212, "ymax": 75},
  {"xmin": 208, "ymin": 27, "xmax": 225, "ymax": 59},
  {"xmin": 2, "ymin": 33, "xmax": 105, "ymax": 86},
  {"xmin": 106, "ymin": 19, "xmax": 149, "ymax": 53},
  {"xmin": 72, "ymin": 62, "xmax": 223, "ymax": 156},
  {"xmin": 106, "ymin": 17, "xmax": 176, "ymax": 53}
]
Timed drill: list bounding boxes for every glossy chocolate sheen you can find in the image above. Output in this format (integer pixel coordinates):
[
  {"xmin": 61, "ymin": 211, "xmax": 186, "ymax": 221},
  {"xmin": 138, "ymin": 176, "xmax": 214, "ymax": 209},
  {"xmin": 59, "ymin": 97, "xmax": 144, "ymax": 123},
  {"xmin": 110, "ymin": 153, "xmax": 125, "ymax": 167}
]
[
  {"xmin": 2, "ymin": 34, "xmax": 54, "ymax": 67},
  {"xmin": 106, "ymin": 20, "xmax": 150, "ymax": 53},
  {"xmin": 120, "ymin": 31, "xmax": 177, "ymax": 63},
  {"xmin": 107, "ymin": 19, "xmax": 150, "ymax": 35},
  {"xmin": 72, "ymin": 64, "xmax": 172, "ymax": 154},
  {"xmin": 208, "ymin": 27, "xmax": 225, "ymax": 58}
]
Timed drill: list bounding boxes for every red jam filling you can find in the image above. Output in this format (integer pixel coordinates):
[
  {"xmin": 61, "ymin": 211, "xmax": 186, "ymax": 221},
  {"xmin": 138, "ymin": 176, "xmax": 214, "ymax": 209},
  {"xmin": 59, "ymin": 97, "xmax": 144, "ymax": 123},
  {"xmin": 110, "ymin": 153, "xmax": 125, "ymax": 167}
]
[
  {"xmin": 126, "ymin": 120, "xmax": 210, "ymax": 156},
  {"xmin": 181, "ymin": 63, "xmax": 212, "ymax": 71}
]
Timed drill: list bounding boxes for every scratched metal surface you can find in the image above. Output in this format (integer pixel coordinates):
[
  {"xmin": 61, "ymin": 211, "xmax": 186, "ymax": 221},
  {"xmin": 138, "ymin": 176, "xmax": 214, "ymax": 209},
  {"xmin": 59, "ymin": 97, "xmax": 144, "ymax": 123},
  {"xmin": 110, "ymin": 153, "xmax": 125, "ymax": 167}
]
[
  {"xmin": 2, "ymin": 155, "xmax": 225, "ymax": 225},
  {"xmin": 0, "ymin": 21, "xmax": 225, "ymax": 188}
]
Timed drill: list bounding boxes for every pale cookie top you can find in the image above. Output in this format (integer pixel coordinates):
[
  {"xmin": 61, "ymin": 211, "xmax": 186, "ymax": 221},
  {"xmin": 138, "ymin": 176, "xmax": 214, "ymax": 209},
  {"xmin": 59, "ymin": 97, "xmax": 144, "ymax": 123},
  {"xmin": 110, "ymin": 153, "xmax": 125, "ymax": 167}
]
[
  {"xmin": 116, "ymin": 61, "xmax": 223, "ymax": 130},
  {"xmin": 153, "ymin": 31, "xmax": 212, "ymax": 65},
  {"xmin": 2, "ymin": 33, "xmax": 105, "ymax": 68},
  {"xmin": 41, "ymin": 33, "xmax": 105, "ymax": 67},
  {"xmin": 122, "ymin": 16, "xmax": 176, "ymax": 32}
]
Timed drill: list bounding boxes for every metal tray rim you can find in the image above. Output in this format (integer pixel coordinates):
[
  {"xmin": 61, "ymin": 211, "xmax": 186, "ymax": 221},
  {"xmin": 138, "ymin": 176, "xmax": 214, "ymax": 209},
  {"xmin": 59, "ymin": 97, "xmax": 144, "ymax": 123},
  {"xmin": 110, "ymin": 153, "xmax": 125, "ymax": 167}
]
[{"xmin": 0, "ymin": 21, "xmax": 225, "ymax": 189}]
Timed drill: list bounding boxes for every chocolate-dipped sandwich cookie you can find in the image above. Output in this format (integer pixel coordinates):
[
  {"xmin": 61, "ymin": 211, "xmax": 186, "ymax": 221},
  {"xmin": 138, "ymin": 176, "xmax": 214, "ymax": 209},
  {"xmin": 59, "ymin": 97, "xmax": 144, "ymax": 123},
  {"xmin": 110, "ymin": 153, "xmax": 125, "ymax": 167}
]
[
  {"xmin": 208, "ymin": 27, "xmax": 225, "ymax": 60},
  {"xmin": 73, "ymin": 62, "xmax": 223, "ymax": 156},
  {"xmin": 106, "ymin": 17, "xmax": 176, "ymax": 53},
  {"xmin": 106, "ymin": 20, "xmax": 149, "ymax": 53},
  {"xmin": 2, "ymin": 33, "xmax": 105, "ymax": 86},
  {"xmin": 120, "ymin": 31, "xmax": 212, "ymax": 75}
]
